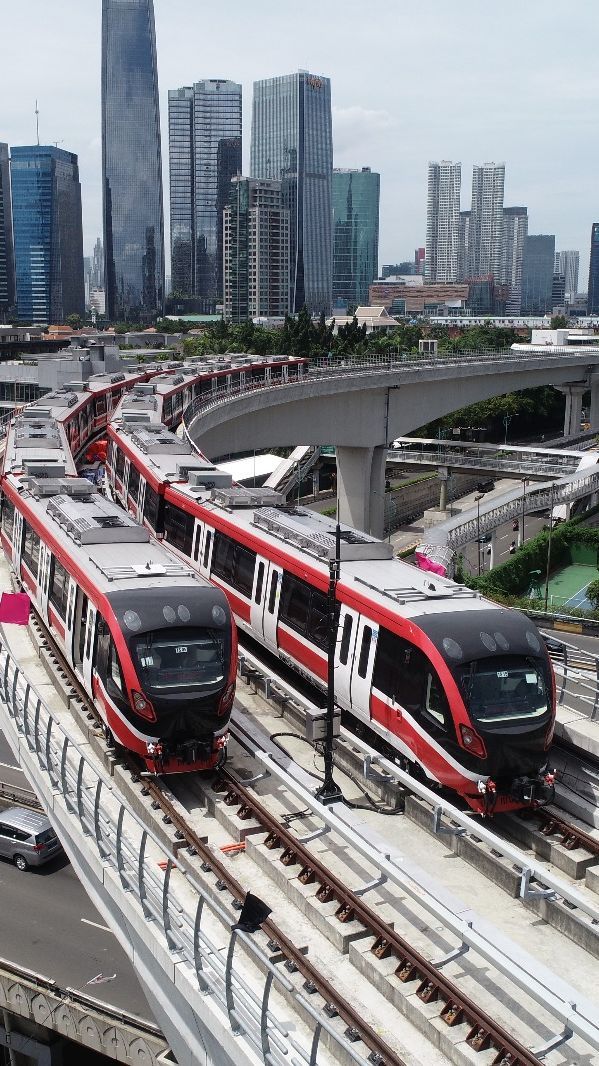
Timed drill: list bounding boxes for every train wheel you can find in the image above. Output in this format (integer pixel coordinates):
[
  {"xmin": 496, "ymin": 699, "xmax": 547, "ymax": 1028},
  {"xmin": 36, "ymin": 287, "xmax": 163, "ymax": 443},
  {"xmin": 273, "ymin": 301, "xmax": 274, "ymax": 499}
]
[{"xmin": 104, "ymin": 725, "xmax": 116, "ymax": 749}]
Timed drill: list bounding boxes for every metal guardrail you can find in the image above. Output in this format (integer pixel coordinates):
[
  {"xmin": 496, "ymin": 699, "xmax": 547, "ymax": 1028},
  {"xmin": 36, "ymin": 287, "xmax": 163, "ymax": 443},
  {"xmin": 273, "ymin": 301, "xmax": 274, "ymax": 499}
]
[
  {"xmin": 0, "ymin": 635, "xmax": 377, "ymax": 1066},
  {"xmin": 227, "ymin": 714, "xmax": 599, "ymax": 1059},
  {"xmin": 387, "ymin": 447, "xmax": 579, "ymax": 478}
]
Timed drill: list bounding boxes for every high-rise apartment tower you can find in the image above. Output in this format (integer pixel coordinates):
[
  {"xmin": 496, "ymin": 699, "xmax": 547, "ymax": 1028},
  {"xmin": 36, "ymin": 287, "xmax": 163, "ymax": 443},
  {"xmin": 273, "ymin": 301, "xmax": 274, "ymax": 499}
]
[
  {"xmin": 251, "ymin": 71, "xmax": 333, "ymax": 314},
  {"xmin": 425, "ymin": 161, "xmax": 461, "ymax": 283},
  {"xmin": 467, "ymin": 163, "xmax": 505, "ymax": 281},
  {"xmin": 332, "ymin": 168, "xmax": 380, "ymax": 308},
  {"xmin": 102, "ymin": 0, "xmax": 164, "ymax": 322},
  {"xmin": 555, "ymin": 250, "xmax": 580, "ymax": 300},
  {"xmin": 0, "ymin": 144, "xmax": 15, "ymax": 319},
  {"xmin": 502, "ymin": 207, "xmax": 528, "ymax": 314},
  {"xmin": 223, "ymin": 176, "xmax": 290, "ymax": 322},
  {"xmin": 10, "ymin": 145, "xmax": 84, "ymax": 324},
  {"xmin": 588, "ymin": 225, "xmax": 599, "ymax": 315},
  {"xmin": 169, "ymin": 80, "xmax": 242, "ymax": 307}
]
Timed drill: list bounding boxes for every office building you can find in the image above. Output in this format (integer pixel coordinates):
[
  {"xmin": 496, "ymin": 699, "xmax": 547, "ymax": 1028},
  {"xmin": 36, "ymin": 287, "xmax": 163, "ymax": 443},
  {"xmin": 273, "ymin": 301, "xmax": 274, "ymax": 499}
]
[
  {"xmin": 552, "ymin": 273, "xmax": 566, "ymax": 307},
  {"xmin": 10, "ymin": 146, "xmax": 84, "ymax": 324},
  {"xmin": 555, "ymin": 250, "xmax": 579, "ymax": 300},
  {"xmin": 332, "ymin": 168, "xmax": 379, "ymax": 308},
  {"xmin": 169, "ymin": 80, "xmax": 242, "ymax": 307},
  {"xmin": 467, "ymin": 163, "xmax": 505, "ymax": 281},
  {"xmin": 223, "ymin": 176, "xmax": 289, "ymax": 322},
  {"xmin": 502, "ymin": 207, "xmax": 528, "ymax": 314},
  {"xmin": 251, "ymin": 71, "xmax": 333, "ymax": 314},
  {"xmin": 102, "ymin": 0, "xmax": 164, "ymax": 322},
  {"xmin": 91, "ymin": 238, "xmax": 104, "ymax": 290},
  {"xmin": 521, "ymin": 234, "xmax": 555, "ymax": 315},
  {"xmin": 588, "ymin": 224, "xmax": 599, "ymax": 314},
  {"xmin": 414, "ymin": 247, "xmax": 425, "ymax": 275},
  {"xmin": 382, "ymin": 263, "xmax": 414, "ymax": 278},
  {"xmin": 424, "ymin": 161, "xmax": 461, "ymax": 283},
  {"xmin": 0, "ymin": 144, "xmax": 15, "ymax": 320}
]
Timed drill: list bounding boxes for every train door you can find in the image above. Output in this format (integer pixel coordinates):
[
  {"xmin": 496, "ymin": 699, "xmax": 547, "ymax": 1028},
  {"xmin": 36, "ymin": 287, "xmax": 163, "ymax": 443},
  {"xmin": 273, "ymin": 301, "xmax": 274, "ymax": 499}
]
[
  {"xmin": 192, "ymin": 519, "xmax": 204, "ymax": 570},
  {"xmin": 349, "ymin": 617, "xmax": 378, "ymax": 722},
  {"xmin": 12, "ymin": 510, "xmax": 23, "ymax": 569},
  {"xmin": 138, "ymin": 480, "xmax": 146, "ymax": 525},
  {"xmin": 333, "ymin": 605, "xmax": 360, "ymax": 711},
  {"xmin": 65, "ymin": 579, "xmax": 78, "ymax": 666},
  {"xmin": 249, "ymin": 557, "xmax": 267, "ymax": 633},
  {"xmin": 197, "ymin": 524, "xmax": 213, "ymax": 578},
  {"xmin": 38, "ymin": 544, "xmax": 52, "ymax": 622},
  {"xmin": 226, "ymin": 374, "xmax": 232, "ymax": 392},
  {"xmin": 261, "ymin": 563, "xmax": 283, "ymax": 650},
  {"xmin": 72, "ymin": 589, "xmax": 88, "ymax": 670},
  {"xmin": 239, "ymin": 370, "xmax": 246, "ymax": 390},
  {"xmin": 264, "ymin": 366, "xmax": 272, "ymax": 385},
  {"xmin": 282, "ymin": 364, "xmax": 289, "ymax": 384}
]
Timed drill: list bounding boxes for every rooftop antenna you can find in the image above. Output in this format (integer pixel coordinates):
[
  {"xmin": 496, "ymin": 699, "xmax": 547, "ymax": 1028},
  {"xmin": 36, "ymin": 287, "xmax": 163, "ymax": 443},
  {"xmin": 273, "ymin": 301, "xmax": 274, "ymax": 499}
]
[{"xmin": 35, "ymin": 100, "xmax": 40, "ymax": 146}]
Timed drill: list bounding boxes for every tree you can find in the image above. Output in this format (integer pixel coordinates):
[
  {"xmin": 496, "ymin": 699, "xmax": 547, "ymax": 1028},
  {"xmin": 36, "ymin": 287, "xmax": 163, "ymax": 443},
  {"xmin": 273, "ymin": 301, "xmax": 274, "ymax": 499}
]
[
  {"xmin": 66, "ymin": 313, "xmax": 82, "ymax": 330},
  {"xmin": 587, "ymin": 579, "xmax": 599, "ymax": 610},
  {"xmin": 551, "ymin": 315, "xmax": 568, "ymax": 330}
]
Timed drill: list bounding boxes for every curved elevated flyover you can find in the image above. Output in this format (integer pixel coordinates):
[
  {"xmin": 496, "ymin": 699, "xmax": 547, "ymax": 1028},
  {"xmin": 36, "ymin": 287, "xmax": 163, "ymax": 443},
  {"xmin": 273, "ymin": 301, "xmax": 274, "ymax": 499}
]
[{"xmin": 185, "ymin": 348, "xmax": 599, "ymax": 537}]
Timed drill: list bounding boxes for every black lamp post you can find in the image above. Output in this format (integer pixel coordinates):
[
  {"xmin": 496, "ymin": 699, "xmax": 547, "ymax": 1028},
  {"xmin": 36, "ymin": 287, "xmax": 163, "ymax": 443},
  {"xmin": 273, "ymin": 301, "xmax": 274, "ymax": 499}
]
[{"xmin": 315, "ymin": 522, "xmax": 343, "ymax": 805}]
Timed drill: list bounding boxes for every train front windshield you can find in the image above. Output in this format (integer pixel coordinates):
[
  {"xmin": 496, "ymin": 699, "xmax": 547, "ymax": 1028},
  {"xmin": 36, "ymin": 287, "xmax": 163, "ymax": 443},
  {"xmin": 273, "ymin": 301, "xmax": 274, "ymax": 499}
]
[
  {"xmin": 132, "ymin": 627, "xmax": 226, "ymax": 694},
  {"xmin": 457, "ymin": 656, "xmax": 550, "ymax": 724}
]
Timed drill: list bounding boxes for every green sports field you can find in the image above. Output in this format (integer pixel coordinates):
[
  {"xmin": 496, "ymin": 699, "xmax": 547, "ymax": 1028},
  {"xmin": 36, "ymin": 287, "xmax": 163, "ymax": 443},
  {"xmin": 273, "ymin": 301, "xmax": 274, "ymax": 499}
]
[{"xmin": 545, "ymin": 564, "xmax": 599, "ymax": 611}]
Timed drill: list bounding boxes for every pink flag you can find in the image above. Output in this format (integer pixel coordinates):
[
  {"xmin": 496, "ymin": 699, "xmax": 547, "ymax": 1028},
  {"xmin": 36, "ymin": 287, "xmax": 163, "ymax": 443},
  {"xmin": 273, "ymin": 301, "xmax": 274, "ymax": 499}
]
[{"xmin": 0, "ymin": 593, "xmax": 31, "ymax": 625}]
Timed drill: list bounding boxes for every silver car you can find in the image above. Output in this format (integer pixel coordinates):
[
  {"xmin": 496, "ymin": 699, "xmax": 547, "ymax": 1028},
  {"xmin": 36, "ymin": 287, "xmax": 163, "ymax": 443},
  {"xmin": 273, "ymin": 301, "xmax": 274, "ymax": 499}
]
[{"xmin": 0, "ymin": 807, "xmax": 64, "ymax": 870}]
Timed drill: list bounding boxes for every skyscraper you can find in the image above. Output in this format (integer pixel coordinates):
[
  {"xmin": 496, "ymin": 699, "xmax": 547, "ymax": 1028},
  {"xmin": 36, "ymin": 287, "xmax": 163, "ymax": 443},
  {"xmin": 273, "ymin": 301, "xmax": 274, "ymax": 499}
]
[
  {"xmin": 102, "ymin": 0, "xmax": 164, "ymax": 322},
  {"xmin": 223, "ymin": 176, "xmax": 290, "ymax": 322},
  {"xmin": 168, "ymin": 80, "xmax": 242, "ymax": 307},
  {"xmin": 91, "ymin": 237, "xmax": 104, "ymax": 290},
  {"xmin": 0, "ymin": 144, "xmax": 15, "ymax": 320},
  {"xmin": 521, "ymin": 234, "xmax": 555, "ymax": 315},
  {"xmin": 332, "ymin": 168, "xmax": 380, "ymax": 308},
  {"xmin": 424, "ymin": 161, "xmax": 461, "ymax": 283},
  {"xmin": 251, "ymin": 71, "xmax": 333, "ymax": 314},
  {"xmin": 467, "ymin": 163, "xmax": 505, "ymax": 281},
  {"xmin": 555, "ymin": 250, "xmax": 580, "ymax": 300},
  {"xmin": 587, "ymin": 225, "xmax": 599, "ymax": 314},
  {"xmin": 502, "ymin": 207, "xmax": 528, "ymax": 314},
  {"xmin": 10, "ymin": 146, "xmax": 84, "ymax": 324},
  {"xmin": 458, "ymin": 210, "xmax": 470, "ymax": 283}
]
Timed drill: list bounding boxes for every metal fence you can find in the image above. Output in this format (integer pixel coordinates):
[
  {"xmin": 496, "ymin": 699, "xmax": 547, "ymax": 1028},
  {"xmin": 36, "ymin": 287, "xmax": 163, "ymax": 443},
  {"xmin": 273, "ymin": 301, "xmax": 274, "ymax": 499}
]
[{"xmin": 0, "ymin": 635, "xmax": 373, "ymax": 1066}]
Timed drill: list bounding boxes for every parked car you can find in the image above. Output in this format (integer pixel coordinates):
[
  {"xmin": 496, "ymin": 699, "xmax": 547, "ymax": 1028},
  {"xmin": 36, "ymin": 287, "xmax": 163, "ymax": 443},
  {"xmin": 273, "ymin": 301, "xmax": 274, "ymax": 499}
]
[
  {"xmin": 476, "ymin": 479, "xmax": 495, "ymax": 493},
  {"xmin": 0, "ymin": 807, "xmax": 64, "ymax": 870}
]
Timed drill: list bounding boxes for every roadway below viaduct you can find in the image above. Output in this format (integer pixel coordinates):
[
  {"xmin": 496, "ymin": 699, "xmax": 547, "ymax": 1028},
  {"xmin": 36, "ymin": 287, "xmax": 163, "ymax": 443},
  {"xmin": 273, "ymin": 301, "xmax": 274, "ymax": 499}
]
[{"xmin": 187, "ymin": 349, "xmax": 599, "ymax": 537}]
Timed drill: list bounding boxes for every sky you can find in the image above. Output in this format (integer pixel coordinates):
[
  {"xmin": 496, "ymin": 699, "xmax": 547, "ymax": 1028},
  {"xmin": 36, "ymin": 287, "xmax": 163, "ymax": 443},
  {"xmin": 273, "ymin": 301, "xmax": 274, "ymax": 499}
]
[{"xmin": 1, "ymin": 0, "xmax": 597, "ymax": 284}]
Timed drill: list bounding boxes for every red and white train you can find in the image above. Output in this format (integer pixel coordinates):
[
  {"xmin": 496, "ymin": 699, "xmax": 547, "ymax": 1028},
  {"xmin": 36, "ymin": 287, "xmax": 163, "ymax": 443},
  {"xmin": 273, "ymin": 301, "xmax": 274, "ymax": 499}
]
[{"xmin": 106, "ymin": 408, "xmax": 557, "ymax": 815}]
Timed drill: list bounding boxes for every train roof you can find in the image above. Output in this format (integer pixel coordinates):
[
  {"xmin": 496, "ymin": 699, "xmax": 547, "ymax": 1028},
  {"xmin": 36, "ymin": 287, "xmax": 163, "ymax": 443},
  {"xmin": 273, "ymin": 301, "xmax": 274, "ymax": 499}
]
[
  {"xmin": 108, "ymin": 419, "xmax": 501, "ymax": 624},
  {"xmin": 4, "ymin": 408, "xmax": 77, "ymax": 477},
  {"xmin": 5, "ymin": 471, "xmax": 208, "ymax": 600}
]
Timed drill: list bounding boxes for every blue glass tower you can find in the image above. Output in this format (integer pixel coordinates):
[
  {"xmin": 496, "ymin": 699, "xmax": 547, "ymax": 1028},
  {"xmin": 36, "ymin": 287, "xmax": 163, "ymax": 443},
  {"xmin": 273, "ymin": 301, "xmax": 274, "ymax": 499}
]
[
  {"xmin": 251, "ymin": 72, "xmax": 333, "ymax": 315},
  {"xmin": 520, "ymin": 234, "xmax": 555, "ymax": 315},
  {"xmin": 102, "ymin": 0, "xmax": 164, "ymax": 322},
  {"xmin": 10, "ymin": 146, "xmax": 84, "ymax": 324},
  {"xmin": 588, "ymin": 224, "xmax": 599, "ymax": 314},
  {"xmin": 332, "ymin": 168, "xmax": 380, "ymax": 309}
]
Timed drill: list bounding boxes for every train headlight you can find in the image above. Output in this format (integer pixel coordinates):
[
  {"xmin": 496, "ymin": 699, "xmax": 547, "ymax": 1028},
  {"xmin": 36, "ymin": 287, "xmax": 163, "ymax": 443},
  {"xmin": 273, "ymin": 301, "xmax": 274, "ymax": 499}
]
[
  {"xmin": 132, "ymin": 690, "xmax": 157, "ymax": 722},
  {"xmin": 218, "ymin": 683, "xmax": 235, "ymax": 716},
  {"xmin": 459, "ymin": 724, "xmax": 486, "ymax": 759}
]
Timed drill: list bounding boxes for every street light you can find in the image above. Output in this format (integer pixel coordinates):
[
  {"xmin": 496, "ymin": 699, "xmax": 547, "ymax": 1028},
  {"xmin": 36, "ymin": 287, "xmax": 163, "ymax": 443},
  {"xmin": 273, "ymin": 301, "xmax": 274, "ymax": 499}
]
[
  {"xmin": 315, "ymin": 521, "xmax": 343, "ymax": 805},
  {"xmin": 475, "ymin": 493, "xmax": 484, "ymax": 576},
  {"xmin": 544, "ymin": 483, "xmax": 556, "ymax": 612},
  {"xmin": 521, "ymin": 477, "xmax": 528, "ymax": 546},
  {"xmin": 503, "ymin": 414, "xmax": 512, "ymax": 444}
]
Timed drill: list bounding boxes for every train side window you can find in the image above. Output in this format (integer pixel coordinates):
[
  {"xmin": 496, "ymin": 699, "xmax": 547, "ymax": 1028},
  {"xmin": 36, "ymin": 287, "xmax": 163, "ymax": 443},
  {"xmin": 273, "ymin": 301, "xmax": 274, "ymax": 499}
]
[
  {"xmin": 143, "ymin": 484, "xmax": 161, "ymax": 531},
  {"xmin": 425, "ymin": 672, "xmax": 450, "ymax": 729},
  {"xmin": 163, "ymin": 397, "xmax": 173, "ymax": 422},
  {"xmin": 164, "ymin": 502, "xmax": 194, "ymax": 556},
  {"xmin": 255, "ymin": 562, "xmax": 265, "ymax": 605},
  {"xmin": 211, "ymin": 532, "xmax": 236, "ymax": 584},
  {"xmin": 268, "ymin": 572, "xmax": 278, "ymax": 614},
  {"xmin": 95, "ymin": 395, "xmax": 106, "ymax": 419},
  {"xmin": 339, "ymin": 614, "xmax": 353, "ymax": 665},
  {"xmin": 49, "ymin": 560, "xmax": 69, "ymax": 618},
  {"xmin": 357, "ymin": 626, "xmax": 373, "ymax": 679},
  {"xmin": 308, "ymin": 588, "xmax": 329, "ymax": 651},
  {"xmin": 108, "ymin": 639, "xmax": 124, "ymax": 694},
  {"xmin": 115, "ymin": 448, "xmax": 126, "ymax": 483},
  {"xmin": 22, "ymin": 522, "xmax": 40, "ymax": 576},
  {"xmin": 128, "ymin": 464, "xmax": 140, "ymax": 504},
  {"xmin": 372, "ymin": 627, "xmax": 400, "ymax": 698},
  {"xmin": 203, "ymin": 530, "xmax": 212, "ymax": 569},
  {"xmin": 234, "ymin": 545, "xmax": 256, "ymax": 598},
  {"xmin": 2, "ymin": 498, "xmax": 15, "ymax": 542},
  {"xmin": 280, "ymin": 574, "xmax": 310, "ymax": 635}
]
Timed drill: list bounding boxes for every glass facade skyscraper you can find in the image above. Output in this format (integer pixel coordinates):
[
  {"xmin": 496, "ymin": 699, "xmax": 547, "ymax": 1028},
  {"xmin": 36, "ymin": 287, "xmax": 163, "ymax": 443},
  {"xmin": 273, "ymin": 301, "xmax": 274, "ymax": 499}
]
[
  {"xmin": 102, "ymin": 0, "xmax": 164, "ymax": 322},
  {"xmin": 520, "ymin": 234, "xmax": 555, "ymax": 315},
  {"xmin": 168, "ymin": 80, "xmax": 242, "ymax": 307},
  {"xmin": 251, "ymin": 72, "xmax": 333, "ymax": 315},
  {"xmin": 0, "ymin": 144, "xmax": 15, "ymax": 320},
  {"xmin": 588, "ymin": 225, "xmax": 599, "ymax": 314},
  {"xmin": 332, "ymin": 168, "xmax": 379, "ymax": 309},
  {"xmin": 10, "ymin": 146, "xmax": 84, "ymax": 324}
]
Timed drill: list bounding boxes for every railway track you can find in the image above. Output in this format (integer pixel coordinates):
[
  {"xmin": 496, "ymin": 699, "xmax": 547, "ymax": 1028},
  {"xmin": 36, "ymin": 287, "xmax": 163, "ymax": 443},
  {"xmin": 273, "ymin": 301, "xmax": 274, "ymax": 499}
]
[{"xmin": 21, "ymin": 605, "xmax": 599, "ymax": 1066}]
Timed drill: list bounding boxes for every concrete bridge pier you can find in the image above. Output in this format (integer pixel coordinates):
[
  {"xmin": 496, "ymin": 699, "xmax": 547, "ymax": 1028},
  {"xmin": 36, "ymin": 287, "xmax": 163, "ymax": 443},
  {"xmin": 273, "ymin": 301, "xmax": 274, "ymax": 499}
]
[
  {"xmin": 590, "ymin": 374, "xmax": 599, "ymax": 431},
  {"xmin": 337, "ymin": 445, "xmax": 386, "ymax": 537},
  {"xmin": 558, "ymin": 383, "xmax": 587, "ymax": 436},
  {"xmin": 438, "ymin": 466, "xmax": 450, "ymax": 512}
]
